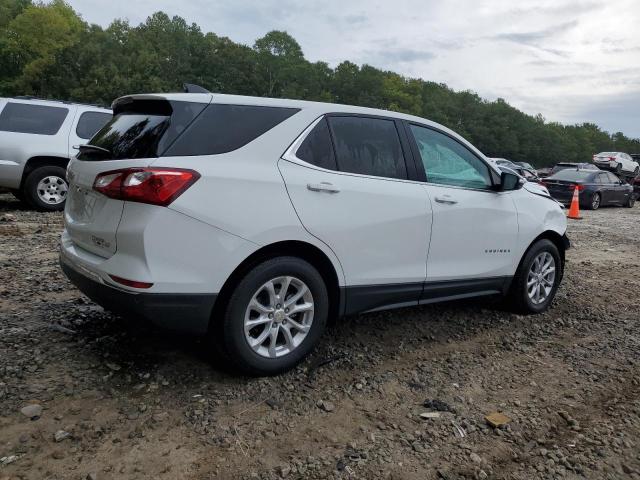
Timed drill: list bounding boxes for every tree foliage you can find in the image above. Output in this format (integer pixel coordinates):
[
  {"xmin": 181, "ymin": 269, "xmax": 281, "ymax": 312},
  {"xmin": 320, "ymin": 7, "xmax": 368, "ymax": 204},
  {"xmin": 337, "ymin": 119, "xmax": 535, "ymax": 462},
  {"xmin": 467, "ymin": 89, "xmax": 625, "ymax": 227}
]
[{"xmin": 0, "ymin": 0, "xmax": 638, "ymax": 166}]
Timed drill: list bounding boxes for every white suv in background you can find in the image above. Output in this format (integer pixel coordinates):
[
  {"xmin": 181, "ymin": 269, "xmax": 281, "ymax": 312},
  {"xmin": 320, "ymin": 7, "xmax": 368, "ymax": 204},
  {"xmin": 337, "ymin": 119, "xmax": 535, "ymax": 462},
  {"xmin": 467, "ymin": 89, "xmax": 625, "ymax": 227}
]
[
  {"xmin": 60, "ymin": 92, "xmax": 570, "ymax": 375},
  {"xmin": 592, "ymin": 151, "xmax": 640, "ymax": 176},
  {"xmin": 0, "ymin": 97, "xmax": 112, "ymax": 210}
]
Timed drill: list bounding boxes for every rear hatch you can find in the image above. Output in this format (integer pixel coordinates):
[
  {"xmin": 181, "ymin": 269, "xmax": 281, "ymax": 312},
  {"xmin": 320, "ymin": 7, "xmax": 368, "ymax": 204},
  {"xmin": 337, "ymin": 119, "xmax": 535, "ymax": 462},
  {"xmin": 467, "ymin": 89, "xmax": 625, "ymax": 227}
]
[{"xmin": 64, "ymin": 95, "xmax": 210, "ymax": 257}]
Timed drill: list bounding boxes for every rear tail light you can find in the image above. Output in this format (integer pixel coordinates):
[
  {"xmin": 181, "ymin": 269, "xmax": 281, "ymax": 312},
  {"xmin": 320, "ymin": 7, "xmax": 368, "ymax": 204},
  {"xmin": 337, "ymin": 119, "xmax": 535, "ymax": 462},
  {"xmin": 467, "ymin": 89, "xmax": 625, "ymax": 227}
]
[
  {"xmin": 574, "ymin": 184, "xmax": 585, "ymax": 191},
  {"xmin": 93, "ymin": 168, "xmax": 199, "ymax": 206},
  {"xmin": 109, "ymin": 275, "xmax": 153, "ymax": 289},
  {"xmin": 608, "ymin": 156, "xmax": 616, "ymax": 161}
]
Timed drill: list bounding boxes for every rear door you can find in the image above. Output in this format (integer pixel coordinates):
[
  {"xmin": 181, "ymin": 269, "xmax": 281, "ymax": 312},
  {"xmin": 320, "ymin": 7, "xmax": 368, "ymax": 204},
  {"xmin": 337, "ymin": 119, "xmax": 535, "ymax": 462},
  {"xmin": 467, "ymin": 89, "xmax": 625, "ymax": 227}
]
[
  {"xmin": 279, "ymin": 115, "xmax": 431, "ymax": 312},
  {"xmin": 65, "ymin": 97, "xmax": 209, "ymax": 257}
]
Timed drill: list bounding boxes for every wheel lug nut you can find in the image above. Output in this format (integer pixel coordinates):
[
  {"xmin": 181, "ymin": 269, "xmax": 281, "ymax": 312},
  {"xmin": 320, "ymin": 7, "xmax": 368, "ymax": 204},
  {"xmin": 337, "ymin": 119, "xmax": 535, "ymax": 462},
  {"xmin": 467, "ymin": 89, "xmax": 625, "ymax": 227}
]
[
  {"xmin": 282, "ymin": 319, "xmax": 287, "ymax": 324},
  {"xmin": 268, "ymin": 313, "xmax": 273, "ymax": 319},
  {"xmin": 285, "ymin": 308, "xmax": 289, "ymax": 313},
  {"xmin": 276, "ymin": 304, "xmax": 281, "ymax": 309}
]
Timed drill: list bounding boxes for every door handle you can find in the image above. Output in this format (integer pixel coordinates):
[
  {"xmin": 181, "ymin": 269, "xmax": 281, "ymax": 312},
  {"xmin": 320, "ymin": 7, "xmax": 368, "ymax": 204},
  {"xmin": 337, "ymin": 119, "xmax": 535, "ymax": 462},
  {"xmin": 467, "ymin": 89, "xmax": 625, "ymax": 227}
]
[
  {"xmin": 307, "ymin": 182, "xmax": 340, "ymax": 193},
  {"xmin": 434, "ymin": 195, "xmax": 458, "ymax": 205}
]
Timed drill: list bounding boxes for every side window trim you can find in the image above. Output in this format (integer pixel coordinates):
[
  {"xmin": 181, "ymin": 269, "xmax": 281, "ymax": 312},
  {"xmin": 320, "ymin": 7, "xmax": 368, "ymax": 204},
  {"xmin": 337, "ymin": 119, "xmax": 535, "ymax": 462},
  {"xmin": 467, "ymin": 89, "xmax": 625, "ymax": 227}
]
[
  {"xmin": 286, "ymin": 113, "xmax": 416, "ymax": 182},
  {"xmin": 403, "ymin": 120, "xmax": 499, "ymax": 191},
  {"xmin": 283, "ymin": 115, "xmax": 326, "ymax": 164}
]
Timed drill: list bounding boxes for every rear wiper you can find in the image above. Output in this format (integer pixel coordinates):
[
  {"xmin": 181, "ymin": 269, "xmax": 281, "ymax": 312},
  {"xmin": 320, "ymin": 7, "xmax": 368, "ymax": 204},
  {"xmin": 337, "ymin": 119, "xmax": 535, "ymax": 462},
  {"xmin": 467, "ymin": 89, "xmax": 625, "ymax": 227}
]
[{"xmin": 77, "ymin": 144, "xmax": 111, "ymax": 156}]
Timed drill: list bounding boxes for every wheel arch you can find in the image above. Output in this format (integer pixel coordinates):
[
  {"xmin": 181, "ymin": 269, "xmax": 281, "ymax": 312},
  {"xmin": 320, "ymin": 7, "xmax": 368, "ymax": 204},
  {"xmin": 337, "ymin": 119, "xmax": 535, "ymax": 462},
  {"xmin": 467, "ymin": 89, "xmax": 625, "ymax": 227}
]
[
  {"xmin": 21, "ymin": 156, "xmax": 70, "ymax": 188},
  {"xmin": 210, "ymin": 240, "xmax": 342, "ymax": 331},
  {"xmin": 526, "ymin": 230, "xmax": 568, "ymax": 266}
]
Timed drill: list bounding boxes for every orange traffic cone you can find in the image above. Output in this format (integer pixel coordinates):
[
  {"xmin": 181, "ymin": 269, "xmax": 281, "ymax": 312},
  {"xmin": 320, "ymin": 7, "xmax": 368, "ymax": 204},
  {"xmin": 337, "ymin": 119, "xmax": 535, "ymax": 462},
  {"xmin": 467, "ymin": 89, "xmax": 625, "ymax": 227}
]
[{"xmin": 567, "ymin": 185, "xmax": 582, "ymax": 220}]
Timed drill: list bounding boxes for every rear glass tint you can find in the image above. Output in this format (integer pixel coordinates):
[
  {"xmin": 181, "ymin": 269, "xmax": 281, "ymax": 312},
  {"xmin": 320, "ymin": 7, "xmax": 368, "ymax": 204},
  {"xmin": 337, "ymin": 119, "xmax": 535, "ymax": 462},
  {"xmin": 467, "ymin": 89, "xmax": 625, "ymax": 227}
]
[
  {"xmin": 78, "ymin": 100, "xmax": 206, "ymax": 161},
  {"xmin": 76, "ymin": 111, "xmax": 112, "ymax": 139},
  {"xmin": 164, "ymin": 104, "xmax": 299, "ymax": 156},
  {"xmin": 0, "ymin": 102, "xmax": 68, "ymax": 135},
  {"xmin": 296, "ymin": 118, "xmax": 337, "ymax": 170}
]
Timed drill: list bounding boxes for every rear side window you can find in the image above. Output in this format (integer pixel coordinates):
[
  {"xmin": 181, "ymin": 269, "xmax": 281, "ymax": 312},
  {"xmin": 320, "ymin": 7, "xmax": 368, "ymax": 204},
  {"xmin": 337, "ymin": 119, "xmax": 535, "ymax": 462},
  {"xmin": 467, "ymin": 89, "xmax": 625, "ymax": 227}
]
[
  {"xmin": 0, "ymin": 102, "xmax": 68, "ymax": 135},
  {"xmin": 164, "ymin": 104, "xmax": 300, "ymax": 156},
  {"xmin": 78, "ymin": 100, "xmax": 206, "ymax": 161},
  {"xmin": 296, "ymin": 119, "xmax": 337, "ymax": 170},
  {"xmin": 327, "ymin": 116, "xmax": 407, "ymax": 179},
  {"xmin": 76, "ymin": 111, "xmax": 111, "ymax": 139}
]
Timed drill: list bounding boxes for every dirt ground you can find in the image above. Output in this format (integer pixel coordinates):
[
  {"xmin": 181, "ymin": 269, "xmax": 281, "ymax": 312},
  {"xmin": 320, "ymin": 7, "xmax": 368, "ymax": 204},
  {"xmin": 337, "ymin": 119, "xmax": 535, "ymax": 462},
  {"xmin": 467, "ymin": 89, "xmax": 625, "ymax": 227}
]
[{"xmin": 0, "ymin": 192, "xmax": 639, "ymax": 480}]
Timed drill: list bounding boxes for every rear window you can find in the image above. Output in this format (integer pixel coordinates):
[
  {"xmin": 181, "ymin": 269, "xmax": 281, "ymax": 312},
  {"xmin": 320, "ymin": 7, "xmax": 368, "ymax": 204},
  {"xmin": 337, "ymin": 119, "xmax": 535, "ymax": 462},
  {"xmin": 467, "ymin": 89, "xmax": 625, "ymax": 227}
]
[
  {"xmin": 548, "ymin": 170, "xmax": 595, "ymax": 181},
  {"xmin": 78, "ymin": 100, "xmax": 207, "ymax": 161},
  {"xmin": 164, "ymin": 104, "xmax": 299, "ymax": 156},
  {"xmin": 296, "ymin": 118, "xmax": 337, "ymax": 170},
  {"xmin": 328, "ymin": 116, "xmax": 407, "ymax": 179},
  {"xmin": 0, "ymin": 102, "xmax": 68, "ymax": 135},
  {"xmin": 76, "ymin": 111, "xmax": 112, "ymax": 139}
]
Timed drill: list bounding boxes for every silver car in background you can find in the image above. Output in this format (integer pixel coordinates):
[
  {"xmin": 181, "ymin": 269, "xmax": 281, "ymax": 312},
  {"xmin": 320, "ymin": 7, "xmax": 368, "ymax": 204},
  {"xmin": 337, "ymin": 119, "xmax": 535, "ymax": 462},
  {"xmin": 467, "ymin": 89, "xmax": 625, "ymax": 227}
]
[{"xmin": 0, "ymin": 97, "xmax": 112, "ymax": 211}]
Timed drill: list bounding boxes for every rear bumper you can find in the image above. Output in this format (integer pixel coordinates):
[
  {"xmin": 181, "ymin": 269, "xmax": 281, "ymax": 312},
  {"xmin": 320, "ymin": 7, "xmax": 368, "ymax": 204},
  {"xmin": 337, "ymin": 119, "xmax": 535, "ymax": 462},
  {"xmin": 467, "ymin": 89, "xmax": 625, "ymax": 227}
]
[{"xmin": 61, "ymin": 259, "xmax": 216, "ymax": 334}]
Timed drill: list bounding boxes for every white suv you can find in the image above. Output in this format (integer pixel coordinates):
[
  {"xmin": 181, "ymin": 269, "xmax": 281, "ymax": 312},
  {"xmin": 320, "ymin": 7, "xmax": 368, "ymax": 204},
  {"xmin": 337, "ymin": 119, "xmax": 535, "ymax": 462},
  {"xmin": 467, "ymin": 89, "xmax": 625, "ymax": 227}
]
[
  {"xmin": 0, "ymin": 97, "xmax": 112, "ymax": 210},
  {"xmin": 60, "ymin": 92, "xmax": 570, "ymax": 375},
  {"xmin": 593, "ymin": 151, "xmax": 640, "ymax": 176}
]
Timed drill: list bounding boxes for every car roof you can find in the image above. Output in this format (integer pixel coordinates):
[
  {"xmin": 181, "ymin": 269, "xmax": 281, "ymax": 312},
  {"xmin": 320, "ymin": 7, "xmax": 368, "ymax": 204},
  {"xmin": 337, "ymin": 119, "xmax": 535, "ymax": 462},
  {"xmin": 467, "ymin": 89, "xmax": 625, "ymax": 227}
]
[
  {"xmin": 0, "ymin": 96, "xmax": 111, "ymax": 112},
  {"xmin": 111, "ymin": 92, "xmax": 490, "ymax": 164}
]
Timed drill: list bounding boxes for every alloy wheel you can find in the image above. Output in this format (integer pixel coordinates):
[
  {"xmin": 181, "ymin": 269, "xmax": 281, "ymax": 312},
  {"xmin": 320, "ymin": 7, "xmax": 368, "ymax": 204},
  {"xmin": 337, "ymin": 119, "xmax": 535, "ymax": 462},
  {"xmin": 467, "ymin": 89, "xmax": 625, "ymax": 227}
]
[
  {"xmin": 36, "ymin": 176, "xmax": 68, "ymax": 205},
  {"xmin": 243, "ymin": 276, "xmax": 314, "ymax": 358},
  {"xmin": 527, "ymin": 252, "xmax": 556, "ymax": 305},
  {"xmin": 592, "ymin": 193, "xmax": 600, "ymax": 210}
]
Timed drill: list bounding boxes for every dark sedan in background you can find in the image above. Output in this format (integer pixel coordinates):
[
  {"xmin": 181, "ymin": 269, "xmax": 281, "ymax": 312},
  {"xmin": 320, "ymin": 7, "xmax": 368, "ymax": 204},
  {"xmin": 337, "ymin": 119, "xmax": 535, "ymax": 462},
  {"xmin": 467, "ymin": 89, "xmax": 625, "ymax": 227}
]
[{"xmin": 542, "ymin": 169, "xmax": 635, "ymax": 210}]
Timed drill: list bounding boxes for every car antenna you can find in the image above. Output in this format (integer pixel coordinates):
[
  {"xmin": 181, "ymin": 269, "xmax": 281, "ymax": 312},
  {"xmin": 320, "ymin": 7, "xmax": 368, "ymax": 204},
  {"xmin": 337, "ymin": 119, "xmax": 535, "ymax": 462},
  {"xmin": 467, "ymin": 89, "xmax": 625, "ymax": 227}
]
[{"xmin": 183, "ymin": 83, "xmax": 210, "ymax": 94}]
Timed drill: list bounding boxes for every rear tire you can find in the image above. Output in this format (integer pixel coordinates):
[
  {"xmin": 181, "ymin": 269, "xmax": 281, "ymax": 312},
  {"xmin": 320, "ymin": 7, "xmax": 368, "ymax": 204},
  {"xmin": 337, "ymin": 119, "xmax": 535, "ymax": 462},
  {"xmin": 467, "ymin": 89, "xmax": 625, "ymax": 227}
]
[
  {"xmin": 219, "ymin": 256, "xmax": 328, "ymax": 376},
  {"xmin": 586, "ymin": 192, "xmax": 601, "ymax": 210},
  {"xmin": 508, "ymin": 239, "xmax": 562, "ymax": 314},
  {"xmin": 23, "ymin": 166, "xmax": 68, "ymax": 212}
]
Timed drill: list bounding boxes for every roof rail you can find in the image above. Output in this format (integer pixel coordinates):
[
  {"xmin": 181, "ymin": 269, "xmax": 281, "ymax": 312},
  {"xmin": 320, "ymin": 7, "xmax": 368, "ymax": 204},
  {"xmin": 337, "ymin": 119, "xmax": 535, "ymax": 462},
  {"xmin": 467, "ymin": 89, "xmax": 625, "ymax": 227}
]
[
  {"xmin": 183, "ymin": 83, "xmax": 210, "ymax": 94},
  {"xmin": 10, "ymin": 96, "xmax": 109, "ymax": 109}
]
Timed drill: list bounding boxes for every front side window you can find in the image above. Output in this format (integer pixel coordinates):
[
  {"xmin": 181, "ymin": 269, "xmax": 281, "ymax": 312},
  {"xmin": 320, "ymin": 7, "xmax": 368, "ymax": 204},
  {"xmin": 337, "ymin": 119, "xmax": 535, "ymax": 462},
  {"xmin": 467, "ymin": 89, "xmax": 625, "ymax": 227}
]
[
  {"xmin": 607, "ymin": 172, "xmax": 620, "ymax": 183},
  {"xmin": 409, "ymin": 124, "xmax": 492, "ymax": 189},
  {"xmin": 0, "ymin": 102, "xmax": 68, "ymax": 135},
  {"xmin": 76, "ymin": 111, "xmax": 112, "ymax": 139},
  {"xmin": 327, "ymin": 116, "xmax": 407, "ymax": 179},
  {"xmin": 296, "ymin": 118, "xmax": 337, "ymax": 170}
]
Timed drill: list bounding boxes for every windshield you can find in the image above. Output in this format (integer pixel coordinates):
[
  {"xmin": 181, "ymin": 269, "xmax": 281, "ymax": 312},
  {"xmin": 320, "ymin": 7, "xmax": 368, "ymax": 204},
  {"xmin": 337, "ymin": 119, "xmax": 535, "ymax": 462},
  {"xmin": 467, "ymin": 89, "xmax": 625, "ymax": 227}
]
[{"xmin": 548, "ymin": 170, "xmax": 594, "ymax": 181}]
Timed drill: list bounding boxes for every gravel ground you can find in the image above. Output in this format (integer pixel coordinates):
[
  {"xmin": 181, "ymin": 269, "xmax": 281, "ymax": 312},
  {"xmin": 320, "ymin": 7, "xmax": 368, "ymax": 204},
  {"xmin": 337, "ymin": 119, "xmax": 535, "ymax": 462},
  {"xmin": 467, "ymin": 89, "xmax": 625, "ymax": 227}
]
[{"xmin": 0, "ymin": 192, "xmax": 639, "ymax": 480}]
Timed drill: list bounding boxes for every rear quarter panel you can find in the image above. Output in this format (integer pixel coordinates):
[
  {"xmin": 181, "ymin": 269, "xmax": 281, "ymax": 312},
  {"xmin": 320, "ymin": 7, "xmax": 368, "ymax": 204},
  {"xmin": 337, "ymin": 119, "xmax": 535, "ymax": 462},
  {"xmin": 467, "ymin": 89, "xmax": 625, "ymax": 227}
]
[{"xmin": 157, "ymin": 108, "xmax": 346, "ymax": 287}]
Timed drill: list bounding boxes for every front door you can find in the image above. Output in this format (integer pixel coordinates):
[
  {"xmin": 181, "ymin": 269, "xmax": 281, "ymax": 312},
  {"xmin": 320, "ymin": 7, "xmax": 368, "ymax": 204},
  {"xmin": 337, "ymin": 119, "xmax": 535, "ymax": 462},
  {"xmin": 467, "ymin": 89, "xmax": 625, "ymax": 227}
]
[{"xmin": 405, "ymin": 123, "xmax": 519, "ymax": 292}]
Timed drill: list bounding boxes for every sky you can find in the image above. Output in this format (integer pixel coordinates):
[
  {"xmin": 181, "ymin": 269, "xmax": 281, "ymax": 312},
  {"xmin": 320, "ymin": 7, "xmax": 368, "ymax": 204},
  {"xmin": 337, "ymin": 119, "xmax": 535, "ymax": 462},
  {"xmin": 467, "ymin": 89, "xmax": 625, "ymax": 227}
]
[{"xmin": 66, "ymin": 0, "xmax": 640, "ymax": 139}]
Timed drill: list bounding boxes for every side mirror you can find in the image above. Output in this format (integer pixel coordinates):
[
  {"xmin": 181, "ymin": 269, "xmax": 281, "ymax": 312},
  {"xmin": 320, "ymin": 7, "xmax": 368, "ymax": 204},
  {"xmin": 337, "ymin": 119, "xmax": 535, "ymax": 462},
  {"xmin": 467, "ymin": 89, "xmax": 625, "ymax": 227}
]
[{"xmin": 499, "ymin": 171, "xmax": 524, "ymax": 191}]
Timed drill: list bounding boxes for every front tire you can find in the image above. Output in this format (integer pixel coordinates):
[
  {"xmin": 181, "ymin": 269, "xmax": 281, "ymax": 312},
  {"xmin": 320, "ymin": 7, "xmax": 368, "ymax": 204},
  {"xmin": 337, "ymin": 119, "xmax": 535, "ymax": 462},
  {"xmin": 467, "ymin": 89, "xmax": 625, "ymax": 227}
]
[
  {"xmin": 508, "ymin": 239, "xmax": 562, "ymax": 314},
  {"xmin": 625, "ymin": 195, "xmax": 635, "ymax": 208},
  {"xmin": 220, "ymin": 256, "xmax": 328, "ymax": 376},
  {"xmin": 23, "ymin": 166, "xmax": 68, "ymax": 211}
]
